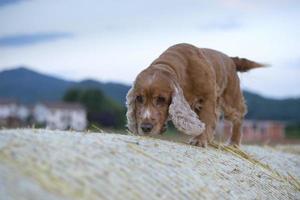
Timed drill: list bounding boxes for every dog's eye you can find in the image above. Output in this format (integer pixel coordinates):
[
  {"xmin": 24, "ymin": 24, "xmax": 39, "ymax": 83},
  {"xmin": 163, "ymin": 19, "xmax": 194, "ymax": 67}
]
[
  {"xmin": 157, "ymin": 96, "xmax": 166, "ymax": 105},
  {"xmin": 136, "ymin": 95, "xmax": 143, "ymax": 103}
]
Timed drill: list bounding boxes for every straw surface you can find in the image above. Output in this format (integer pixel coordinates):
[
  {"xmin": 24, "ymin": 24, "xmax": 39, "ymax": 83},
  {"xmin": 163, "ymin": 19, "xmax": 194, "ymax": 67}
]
[{"xmin": 0, "ymin": 129, "xmax": 299, "ymax": 200}]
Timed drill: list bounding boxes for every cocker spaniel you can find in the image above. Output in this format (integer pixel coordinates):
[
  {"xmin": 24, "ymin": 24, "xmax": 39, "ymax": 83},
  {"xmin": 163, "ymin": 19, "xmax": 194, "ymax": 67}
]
[{"xmin": 126, "ymin": 43, "xmax": 264, "ymax": 147}]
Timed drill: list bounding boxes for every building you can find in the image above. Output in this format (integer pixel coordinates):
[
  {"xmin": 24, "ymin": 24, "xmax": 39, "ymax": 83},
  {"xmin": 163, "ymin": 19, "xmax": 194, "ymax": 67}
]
[
  {"xmin": 216, "ymin": 120, "xmax": 285, "ymax": 142},
  {"xmin": 0, "ymin": 98, "xmax": 87, "ymax": 131},
  {"xmin": 0, "ymin": 98, "xmax": 18, "ymax": 118},
  {"xmin": 33, "ymin": 102, "xmax": 87, "ymax": 131},
  {"xmin": 0, "ymin": 98, "xmax": 30, "ymax": 127}
]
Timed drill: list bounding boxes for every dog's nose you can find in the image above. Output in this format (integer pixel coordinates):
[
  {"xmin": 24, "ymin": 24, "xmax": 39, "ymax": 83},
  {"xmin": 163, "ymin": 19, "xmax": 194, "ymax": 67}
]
[{"xmin": 141, "ymin": 123, "xmax": 153, "ymax": 133}]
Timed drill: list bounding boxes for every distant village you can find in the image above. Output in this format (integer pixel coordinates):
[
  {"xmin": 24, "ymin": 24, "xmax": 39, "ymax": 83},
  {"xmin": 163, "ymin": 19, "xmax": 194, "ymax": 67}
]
[
  {"xmin": 0, "ymin": 98, "xmax": 87, "ymax": 131},
  {"xmin": 216, "ymin": 120, "xmax": 285, "ymax": 143},
  {"xmin": 0, "ymin": 98, "xmax": 286, "ymax": 142}
]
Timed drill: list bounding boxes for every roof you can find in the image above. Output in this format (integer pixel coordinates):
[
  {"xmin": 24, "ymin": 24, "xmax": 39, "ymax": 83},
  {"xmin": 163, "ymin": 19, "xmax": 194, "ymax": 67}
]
[
  {"xmin": 39, "ymin": 102, "xmax": 86, "ymax": 111},
  {"xmin": 0, "ymin": 98, "xmax": 18, "ymax": 105}
]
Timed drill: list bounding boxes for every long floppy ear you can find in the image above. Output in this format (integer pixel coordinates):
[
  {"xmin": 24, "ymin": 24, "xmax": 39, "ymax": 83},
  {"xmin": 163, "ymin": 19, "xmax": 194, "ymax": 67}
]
[
  {"xmin": 126, "ymin": 86, "xmax": 137, "ymax": 134},
  {"xmin": 168, "ymin": 84, "xmax": 205, "ymax": 136}
]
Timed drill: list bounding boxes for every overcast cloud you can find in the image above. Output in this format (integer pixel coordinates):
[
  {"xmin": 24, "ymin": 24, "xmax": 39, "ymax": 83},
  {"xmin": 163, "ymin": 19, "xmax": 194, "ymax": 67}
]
[{"xmin": 0, "ymin": 0, "xmax": 299, "ymax": 98}]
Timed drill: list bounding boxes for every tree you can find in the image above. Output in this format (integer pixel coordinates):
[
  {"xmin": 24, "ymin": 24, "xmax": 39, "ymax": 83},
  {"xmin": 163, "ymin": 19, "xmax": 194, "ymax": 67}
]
[{"xmin": 63, "ymin": 88, "xmax": 126, "ymax": 129}]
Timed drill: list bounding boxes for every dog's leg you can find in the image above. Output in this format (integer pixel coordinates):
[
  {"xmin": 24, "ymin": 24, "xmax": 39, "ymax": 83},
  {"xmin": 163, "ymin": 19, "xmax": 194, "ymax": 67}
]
[
  {"xmin": 222, "ymin": 91, "xmax": 247, "ymax": 147},
  {"xmin": 189, "ymin": 95, "xmax": 217, "ymax": 147},
  {"xmin": 229, "ymin": 120, "xmax": 243, "ymax": 146}
]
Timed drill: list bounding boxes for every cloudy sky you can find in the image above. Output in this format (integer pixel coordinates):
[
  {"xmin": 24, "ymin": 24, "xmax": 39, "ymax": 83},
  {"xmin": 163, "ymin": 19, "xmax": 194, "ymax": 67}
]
[{"xmin": 0, "ymin": 0, "xmax": 299, "ymax": 99}]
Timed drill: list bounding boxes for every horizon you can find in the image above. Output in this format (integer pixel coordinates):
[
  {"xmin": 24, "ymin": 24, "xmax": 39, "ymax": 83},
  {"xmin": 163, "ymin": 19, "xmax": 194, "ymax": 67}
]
[
  {"xmin": 1, "ymin": 65, "xmax": 299, "ymax": 101},
  {"xmin": 0, "ymin": 0, "xmax": 299, "ymax": 98}
]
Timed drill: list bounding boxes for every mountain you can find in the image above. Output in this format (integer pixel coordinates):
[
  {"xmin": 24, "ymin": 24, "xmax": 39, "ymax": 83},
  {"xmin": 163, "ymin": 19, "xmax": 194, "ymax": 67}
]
[
  {"xmin": 244, "ymin": 91, "xmax": 300, "ymax": 122},
  {"xmin": 0, "ymin": 67, "xmax": 130, "ymax": 105},
  {"xmin": 73, "ymin": 79, "xmax": 130, "ymax": 106},
  {"xmin": 0, "ymin": 67, "xmax": 73, "ymax": 103},
  {"xmin": 0, "ymin": 67, "xmax": 299, "ymax": 122}
]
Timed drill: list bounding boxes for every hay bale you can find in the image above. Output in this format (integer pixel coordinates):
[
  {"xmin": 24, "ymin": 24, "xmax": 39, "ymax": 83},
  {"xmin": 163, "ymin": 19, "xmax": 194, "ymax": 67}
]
[{"xmin": 0, "ymin": 129, "xmax": 299, "ymax": 200}]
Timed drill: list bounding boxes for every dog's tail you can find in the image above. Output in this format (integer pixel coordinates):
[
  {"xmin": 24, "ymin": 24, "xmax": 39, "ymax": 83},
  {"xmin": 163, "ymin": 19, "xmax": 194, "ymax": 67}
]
[{"xmin": 231, "ymin": 57, "xmax": 266, "ymax": 72}]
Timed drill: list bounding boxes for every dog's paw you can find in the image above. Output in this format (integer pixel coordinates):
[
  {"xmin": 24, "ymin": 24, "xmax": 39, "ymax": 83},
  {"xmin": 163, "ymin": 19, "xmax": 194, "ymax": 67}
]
[
  {"xmin": 226, "ymin": 141, "xmax": 240, "ymax": 148},
  {"xmin": 189, "ymin": 134, "xmax": 208, "ymax": 148},
  {"xmin": 225, "ymin": 139, "xmax": 241, "ymax": 148}
]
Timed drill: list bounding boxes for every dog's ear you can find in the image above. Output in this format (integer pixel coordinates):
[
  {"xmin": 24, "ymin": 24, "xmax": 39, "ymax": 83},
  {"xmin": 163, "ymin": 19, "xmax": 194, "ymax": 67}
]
[
  {"xmin": 126, "ymin": 86, "xmax": 137, "ymax": 134},
  {"xmin": 168, "ymin": 84, "xmax": 205, "ymax": 136}
]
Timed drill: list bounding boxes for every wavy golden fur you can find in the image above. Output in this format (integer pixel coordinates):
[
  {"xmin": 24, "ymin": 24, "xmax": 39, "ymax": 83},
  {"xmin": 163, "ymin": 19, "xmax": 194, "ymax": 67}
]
[{"xmin": 126, "ymin": 43, "xmax": 264, "ymax": 147}]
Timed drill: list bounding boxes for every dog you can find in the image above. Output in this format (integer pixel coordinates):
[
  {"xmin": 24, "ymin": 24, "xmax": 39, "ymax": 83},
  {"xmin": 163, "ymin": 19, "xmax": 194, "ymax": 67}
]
[{"xmin": 126, "ymin": 43, "xmax": 264, "ymax": 147}]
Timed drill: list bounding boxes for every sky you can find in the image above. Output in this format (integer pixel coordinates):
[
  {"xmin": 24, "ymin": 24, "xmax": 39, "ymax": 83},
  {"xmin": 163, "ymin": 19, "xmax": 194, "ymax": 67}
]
[{"xmin": 0, "ymin": 0, "xmax": 299, "ymax": 99}]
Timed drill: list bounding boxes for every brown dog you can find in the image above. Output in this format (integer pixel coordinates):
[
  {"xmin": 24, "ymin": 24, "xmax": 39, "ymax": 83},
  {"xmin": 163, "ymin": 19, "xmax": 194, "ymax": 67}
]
[{"xmin": 126, "ymin": 43, "xmax": 264, "ymax": 147}]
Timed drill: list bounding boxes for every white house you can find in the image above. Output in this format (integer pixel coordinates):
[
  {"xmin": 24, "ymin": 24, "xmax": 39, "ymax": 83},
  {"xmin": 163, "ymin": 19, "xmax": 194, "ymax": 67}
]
[
  {"xmin": 0, "ymin": 99, "xmax": 18, "ymax": 119},
  {"xmin": 17, "ymin": 105, "xmax": 30, "ymax": 121},
  {"xmin": 0, "ymin": 98, "xmax": 30, "ymax": 126},
  {"xmin": 33, "ymin": 102, "xmax": 87, "ymax": 131}
]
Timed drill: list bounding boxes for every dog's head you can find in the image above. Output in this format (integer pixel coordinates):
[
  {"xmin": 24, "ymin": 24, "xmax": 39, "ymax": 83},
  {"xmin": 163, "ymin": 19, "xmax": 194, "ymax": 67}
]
[{"xmin": 126, "ymin": 67, "xmax": 205, "ymax": 136}]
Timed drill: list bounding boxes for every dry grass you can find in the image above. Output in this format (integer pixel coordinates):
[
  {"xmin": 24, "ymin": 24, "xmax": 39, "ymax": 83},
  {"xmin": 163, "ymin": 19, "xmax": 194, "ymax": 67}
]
[
  {"xmin": 125, "ymin": 129, "xmax": 300, "ymax": 191},
  {"xmin": 1, "ymin": 129, "xmax": 299, "ymax": 199},
  {"xmin": 209, "ymin": 141, "xmax": 300, "ymax": 191},
  {"xmin": 124, "ymin": 129, "xmax": 300, "ymax": 191}
]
